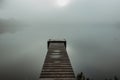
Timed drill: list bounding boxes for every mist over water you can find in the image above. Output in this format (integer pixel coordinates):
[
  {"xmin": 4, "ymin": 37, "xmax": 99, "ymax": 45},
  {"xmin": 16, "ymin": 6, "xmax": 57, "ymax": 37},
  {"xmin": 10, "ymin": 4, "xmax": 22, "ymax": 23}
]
[{"xmin": 0, "ymin": 0, "xmax": 120, "ymax": 80}]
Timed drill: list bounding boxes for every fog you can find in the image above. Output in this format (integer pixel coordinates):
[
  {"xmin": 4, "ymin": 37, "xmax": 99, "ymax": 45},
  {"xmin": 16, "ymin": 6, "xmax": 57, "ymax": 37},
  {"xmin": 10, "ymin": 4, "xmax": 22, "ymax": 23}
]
[{"xmin": 0, "ymin": 0, "xmax": 120, "ymax": 80}]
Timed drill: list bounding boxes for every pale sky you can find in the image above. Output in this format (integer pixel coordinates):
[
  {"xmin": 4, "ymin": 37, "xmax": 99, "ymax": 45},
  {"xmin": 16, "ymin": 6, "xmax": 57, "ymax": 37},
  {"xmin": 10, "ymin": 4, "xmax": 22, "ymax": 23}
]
[{"xmin": 0, "ymin": 0, "xmax": 120, "ymax": 80}]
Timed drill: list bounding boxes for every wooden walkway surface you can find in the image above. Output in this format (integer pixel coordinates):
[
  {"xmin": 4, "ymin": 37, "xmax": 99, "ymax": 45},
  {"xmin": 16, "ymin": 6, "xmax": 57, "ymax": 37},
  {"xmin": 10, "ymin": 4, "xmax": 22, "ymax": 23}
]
[{"xmin": 39, "ymin": 40, "xmax": 75, "ymax": 80}]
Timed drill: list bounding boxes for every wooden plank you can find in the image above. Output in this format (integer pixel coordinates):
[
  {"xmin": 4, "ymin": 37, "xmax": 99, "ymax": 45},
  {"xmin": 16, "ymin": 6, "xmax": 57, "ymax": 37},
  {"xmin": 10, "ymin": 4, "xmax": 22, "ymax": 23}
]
[{"xmin": 39, "ymin": 40, "xmax": 75, "ymax": 80}]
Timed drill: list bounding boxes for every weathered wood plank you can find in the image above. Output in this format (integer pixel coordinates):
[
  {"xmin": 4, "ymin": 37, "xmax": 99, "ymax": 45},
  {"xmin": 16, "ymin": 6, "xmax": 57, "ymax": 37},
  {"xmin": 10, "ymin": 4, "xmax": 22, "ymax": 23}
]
[{"xmin": 39, "ymin": 40, "xmax": 75, "ymax": 80}]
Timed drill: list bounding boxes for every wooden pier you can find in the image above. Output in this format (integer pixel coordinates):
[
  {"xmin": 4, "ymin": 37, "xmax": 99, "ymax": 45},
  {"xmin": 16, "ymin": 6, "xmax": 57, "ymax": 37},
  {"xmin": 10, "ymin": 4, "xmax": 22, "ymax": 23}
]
[{"xmin": 39, "ymin": 39, "xmax": 75, "ymax": 80}]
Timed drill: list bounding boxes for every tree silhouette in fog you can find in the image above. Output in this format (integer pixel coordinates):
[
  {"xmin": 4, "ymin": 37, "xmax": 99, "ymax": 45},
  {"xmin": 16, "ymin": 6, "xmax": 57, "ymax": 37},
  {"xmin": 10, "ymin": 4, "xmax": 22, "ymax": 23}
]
[
  {"xmin": 77, "ymin": 72, "xmax": 119, "ymax": 80},
  {"xmin": 114, "ymin": 76, "xmax": 119, "ymax": 80},
  {"xmin": 77, "ymin": 72, "xmax": 85, "ymax": 80}
]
